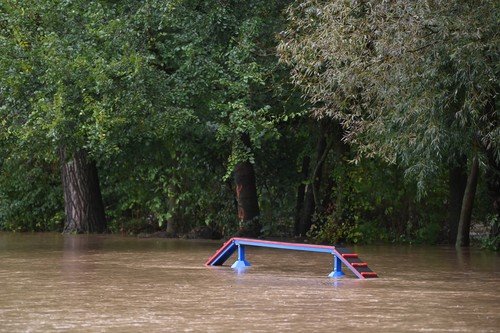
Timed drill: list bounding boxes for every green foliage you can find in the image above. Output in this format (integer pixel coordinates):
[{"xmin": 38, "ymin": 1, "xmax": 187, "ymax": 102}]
[
  {"xmin": 0, "ymin": 155, "xmax": 63, "ymax": 231},
  {"xmin": 0, "ymin": 0, "xmax": 173, "ymax": 232},
  {"xmin": 0, "ymin": 0, "xmax": 301, "ymax": 235},
  {"xmin": 307, "ymin": 156, "xmax": 448, "ymax": 244},
  {"xmin": 415, "ymin": 222, "xmax": 441, "ymax": 245},
  {"xmin": 479, "ymin": 215, "xmax": 499, "ymax": 251},
  {"xmin": 308, "ymin": 217, "xmax": 362, "ymax": 244},
  {"xmin": 277, "ymin": 0, "xmax": 498, "ymax": 246},
  {"xmin": 0, "ymin": 0, "xmax": 304, "ymax": 235},
  {"xmin": 279, "ymin": 0, "xmax": 499, "ymax": 192},
  {"xmin": 355, "ymin": 222, "xmax": 390, "ymax": 244},
  {"xmin": 0, "ymin": 0, "xmax": 496, "ymax": 248}
]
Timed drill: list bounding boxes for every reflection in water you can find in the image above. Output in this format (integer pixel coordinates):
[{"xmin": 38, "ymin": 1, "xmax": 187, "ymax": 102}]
[
  {"xmin": 62, "ymin": 235, "xmax": 104, "ymax": 280},
  {"xmin": 455, "ymin": 246, "xmax": 473, "ymax": 270},
  {"xmin": 63, "ymin": 234, "xmax": 105, "ymax": 252},
  {"xmin": 0, "ymin": 233, "xmax": 499, "ymax": 332}
]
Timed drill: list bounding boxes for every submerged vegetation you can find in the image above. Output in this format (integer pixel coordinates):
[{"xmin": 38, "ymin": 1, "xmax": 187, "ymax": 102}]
[{"xmin": 0, "ymin": 0, "xmax": 498, "ymax": 249}]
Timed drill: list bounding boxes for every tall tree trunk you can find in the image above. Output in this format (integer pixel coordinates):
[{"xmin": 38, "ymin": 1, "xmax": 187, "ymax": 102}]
[
  {"xmin": 485, "ymin": 150, "xmax": 500, "ymax": 242},
  {"xmin": 299, "ymin": 187, "xmax": 315, "ymax": 236},
  {"xmin": 319, "ymin": 122, "xmax": 346, "ymax": 215},
  {"xmin": 297, "ymin": 122, "xmax": 328, "ymax": 235},
  {"xmin": 456, "ymin": 155, "xmax": 480, "ymax": 248},
  {"xmin": 294, "ymin": 155, "xmax": 310, "ymax": 235},
  {"xmin": 447, "ymin": 155, "xmax": 468, "ymax": 244},
  {"xmin": 166, "ymin": 182, "xmax": 179, "ymax": 236},
  {"xmin": 60, "ymin": 148, "xmax": 106, "ymax": 233},
  {"xmin": 484, "ymin": 91, "xmax": 499, "ymax": 244},
  {"xmin": 234, "ymin": 133, "xmax": 260, "ymax": 236}
]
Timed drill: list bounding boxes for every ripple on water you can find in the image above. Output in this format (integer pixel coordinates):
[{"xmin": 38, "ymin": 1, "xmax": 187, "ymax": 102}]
[{"xmin": 0, "ymin": 233, "xmax": 498, "ymax": 332}]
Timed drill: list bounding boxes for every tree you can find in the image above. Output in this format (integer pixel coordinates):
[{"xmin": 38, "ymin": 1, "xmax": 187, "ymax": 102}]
[
  {"xmin": 279, "ymin": 0, "xmax": 499, "ymax": 246},
  {"xmin": 138, "ymin": 0, "xmax": 300, "ymax": 236},
  {"xmin": 0, "ymin": 1, "xmax": 161, "ymax": 232}
]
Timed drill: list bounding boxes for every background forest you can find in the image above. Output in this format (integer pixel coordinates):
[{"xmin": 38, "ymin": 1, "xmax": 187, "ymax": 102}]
[{"xmin": 0, "ymin": 0, "xmax": 498, "ymax": 249}]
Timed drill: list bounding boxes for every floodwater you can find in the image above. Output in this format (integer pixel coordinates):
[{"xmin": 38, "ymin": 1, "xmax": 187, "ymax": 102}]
[{"xmin": 0, "ymin": 233, "xmax": 498, "ymax": 332}]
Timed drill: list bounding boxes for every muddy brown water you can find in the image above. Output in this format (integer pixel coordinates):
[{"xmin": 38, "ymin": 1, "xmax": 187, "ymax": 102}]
[{"xmin": 0, "ymin": 233, "xmax": 498, "ymax": 332}]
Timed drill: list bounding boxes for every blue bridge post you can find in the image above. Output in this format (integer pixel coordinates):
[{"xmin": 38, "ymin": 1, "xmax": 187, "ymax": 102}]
[
  {"xmin": 231, "ymin": 244, "xmax": 251, "ymax": 269},
  {"xmin": 328, "ymin": 255, "xmax": 345, "ymax": 278}
]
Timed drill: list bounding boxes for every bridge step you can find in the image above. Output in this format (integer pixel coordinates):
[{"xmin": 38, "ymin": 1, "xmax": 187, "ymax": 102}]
[
  {"xmin": 361, "ymin": 272, "xmax": 378, "ymax": 278},
  {"xmin": 351, "ymin": 262, "xmax": 367, "ymax": 267}
]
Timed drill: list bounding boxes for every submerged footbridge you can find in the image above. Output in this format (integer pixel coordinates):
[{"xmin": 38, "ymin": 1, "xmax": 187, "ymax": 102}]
[{"xmin": 205, "ymin": 237, "xmax": 378, "ymax": 279}]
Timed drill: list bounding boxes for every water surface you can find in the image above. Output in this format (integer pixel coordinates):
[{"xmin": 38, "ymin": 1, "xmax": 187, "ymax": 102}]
[{"xmin": 0, "ymin": 233, "xmax": 498, "ymax": 332}]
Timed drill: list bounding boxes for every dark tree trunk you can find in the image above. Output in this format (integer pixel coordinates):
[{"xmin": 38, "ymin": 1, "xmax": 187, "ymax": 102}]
[
  {"xmin": 327, "ymin": 122, "xmax": 348, "ymax": 216},
  {"xmin": 321, "ymin": 176, "xmax": 336, "ymax": 214},
  {"xmin": 60, "ymin": 148, "xmax": 106, "ymax": 233},
  {"xmin": 294, "ymin": 155, "xmax": 310, "ymax": 235},
  {"xmin": 298, "ymin": 186, "xmax": 315, "ymax": 236},
  {"xmin": 166, "ymin": 183, "xmax": 179, "ymax": 236},
  {"xmin": 484, "ymin": 92, "xmax": 499, "ymax": 243},
  {"xmin": 447, "ymin": 155, "xmax": 468, "ymax": 244},
  {"xmin": 485, "ymin": 150, "xmax": 500, "ymax": 241},
  {"xmin": 234, "ymin": 133, "xmax": 260, "ymax": 236},
  {"xmin": 456, "ymin": 155, "xmax": 480, "ymax": 248},
  {"xmin": 297, "ymin": 122, "xmax": 329, "ymax": 236}
]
